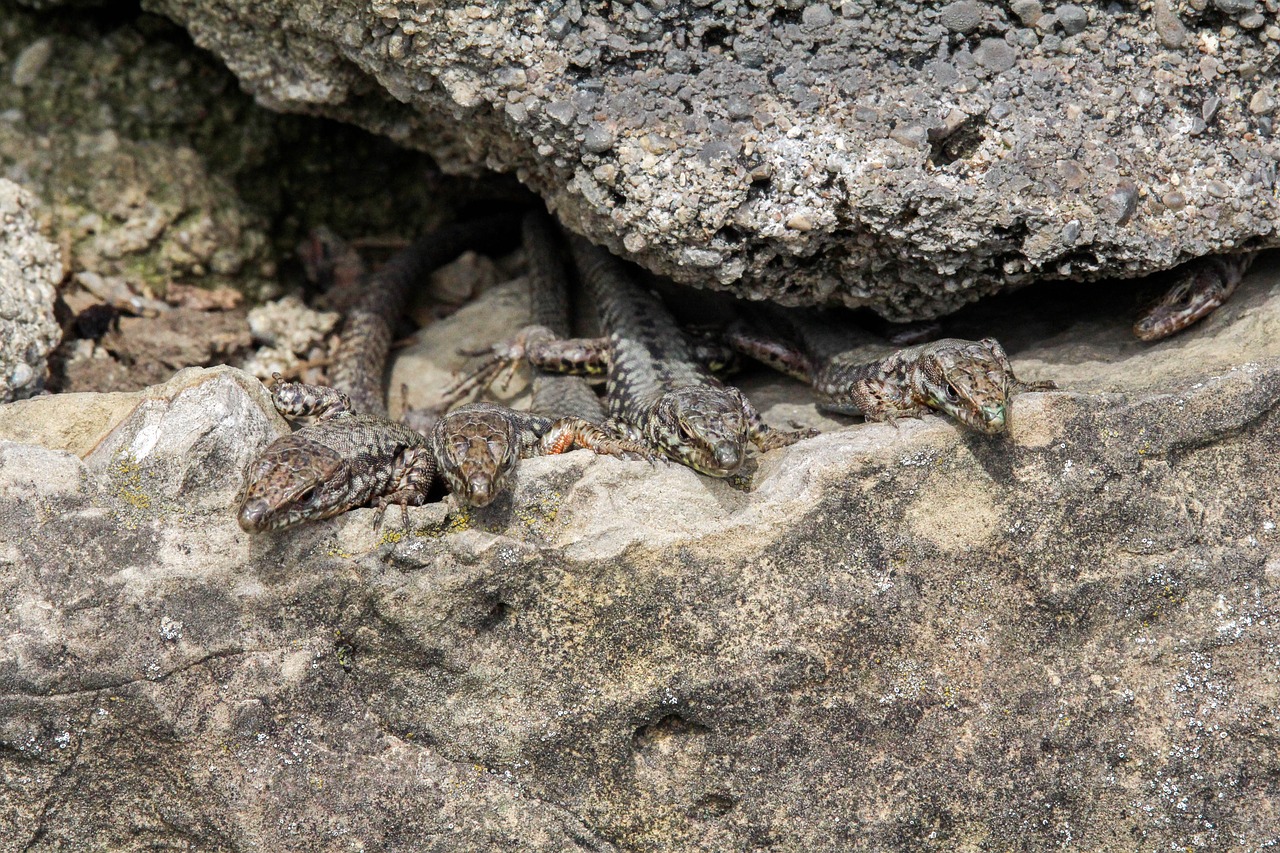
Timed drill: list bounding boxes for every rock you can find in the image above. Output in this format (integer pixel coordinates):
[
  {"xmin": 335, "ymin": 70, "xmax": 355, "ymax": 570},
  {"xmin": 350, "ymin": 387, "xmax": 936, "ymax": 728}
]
[
  {"xmin": 4, "ymin": 259, "xmax": 1280, "ymax": 849},
  {"xmin": 1055, "ymin": 3, "xmax": 1088, "ymax": 35},
  {"xmin": 0, "ymin": 7, "xmax": 477, "ymax": 309},
  {"xmin": 129, "ymin": 0, "xmax": 1280, "ymax": 319},
  {"xmin": 0, "ymin": 179, "xmax": 62, "ymax": 402},
  {"xmin": 939, "ymin": 0, "xmax": 984, "ymax": 33}
]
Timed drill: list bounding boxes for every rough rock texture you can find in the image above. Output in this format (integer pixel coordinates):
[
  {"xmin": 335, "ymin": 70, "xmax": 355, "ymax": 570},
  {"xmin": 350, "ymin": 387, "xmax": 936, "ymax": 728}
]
[
  {"xmin": 0, "ymin": 178, "xmax": 61, "ymax": 401},
  {"xmin": 0, "ymin": 3, "xmax": 490, "ymax": 304},
  {"xmin": 141, "ymin": 0, "xmax": 1280, "ymax": 318},
  {"xmin": 3, "ymin": 256, "xmax": 1280, "ymax": 850}
]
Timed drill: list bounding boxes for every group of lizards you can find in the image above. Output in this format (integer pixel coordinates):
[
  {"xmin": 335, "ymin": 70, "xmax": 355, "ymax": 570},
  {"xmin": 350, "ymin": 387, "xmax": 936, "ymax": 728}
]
[{"xmin": 236, "ymin": 210, "xmax": 1258, "ymax": 533}]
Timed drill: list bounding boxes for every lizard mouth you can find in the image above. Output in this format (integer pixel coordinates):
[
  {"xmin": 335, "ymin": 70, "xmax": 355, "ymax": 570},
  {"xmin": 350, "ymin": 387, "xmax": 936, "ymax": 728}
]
[
  {"xmin": 974, "ymin": 405, "xmax": 1008, "ymax": 434},
  {"xmin": 237, "ymin": 499, "xmax": 268, "ymax": 531}
]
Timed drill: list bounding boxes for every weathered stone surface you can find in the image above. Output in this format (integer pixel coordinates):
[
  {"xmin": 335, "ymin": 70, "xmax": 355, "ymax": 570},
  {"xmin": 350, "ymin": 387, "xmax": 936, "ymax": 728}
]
[
  {"xmin": 0, "ymin": 5, "xmax": 481, "ymax": 306},
  {"xmin": 4, "ymin": 258, "xmax": 1280, "ymax": 850},
  {"xmin": 0, "ymin": 178, "xmax": 60, "ymax": 401},
  {"xmin": 136, "ymin": 0, "xmax": 1280, "ymax": 318}
]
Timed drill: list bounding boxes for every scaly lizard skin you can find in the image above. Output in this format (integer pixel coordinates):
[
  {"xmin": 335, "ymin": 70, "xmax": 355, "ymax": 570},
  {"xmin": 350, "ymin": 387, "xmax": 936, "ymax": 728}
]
[
  {"xmin": 241, "ymin": 216, "xmax": 521, "ymax": 529},
  {"xmin": 565, "ymin": 237, "xmax": 815, "ymax": 476},
  {"xmin": 433, "ymin": 213, "xmax": 652, "ymax": 506},
  {"xmin": 330, "ymin": 213, "xmax": 521, "ymax": 415},
  {"xmin": 446, "ymin": 231, "xmax": 815, "ymax": 476},
  {"xmin": 728, "ymin": 306, "xmax": 1053, "ymax": 434},
  {"xmin": 1133, "ymin": 251, "xmax": 1258, "ymax": 341},
  {"xmin": 431, "ymin": 401, "xmax": 650, "ymax": 507},
  {"xmin": 238, "ymin": 377, "xmax": 436, "ymax": 532}
]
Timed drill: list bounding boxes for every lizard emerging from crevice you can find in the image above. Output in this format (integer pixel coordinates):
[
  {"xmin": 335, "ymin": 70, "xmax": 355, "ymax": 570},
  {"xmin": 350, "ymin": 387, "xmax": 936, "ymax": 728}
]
[
  {"xmin": 1132, "ymin": 251, "xmax": 1258, "ymax": 342},
  {"xmin": 431, "ymin": 212, "xmax": 652, "ymax": 507},
  {"xmin": 725, "ymin": 304, "xmax": 1054, "ymax": 435},
  {"xmin": 446, "ymin": 229, "xmax": 816, "ymax": 477},
  {"xmin": 238, "ymin": 213, "xmax": 650, "ymax": 531}
]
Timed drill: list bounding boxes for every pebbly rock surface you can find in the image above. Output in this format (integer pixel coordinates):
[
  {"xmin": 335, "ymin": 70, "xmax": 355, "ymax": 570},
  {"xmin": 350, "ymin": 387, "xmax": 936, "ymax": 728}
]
[
  {"xmin": 140, "ymin": 0, "xmax": 1280, "ymax": 318},
  {"xmin": 3, "ymin": 256, "xmax": 1280, "ymax": 850},
  {"xmin": 0, "ymin": 178, "xmax": 61, "ymax": 401}
]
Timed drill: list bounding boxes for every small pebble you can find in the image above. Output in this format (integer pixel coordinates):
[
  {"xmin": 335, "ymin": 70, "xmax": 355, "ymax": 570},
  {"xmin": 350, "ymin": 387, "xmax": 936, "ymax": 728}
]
[
  {"xmin": 939, "ymin": 0, "xmax": 984, "ymax": 33},
  {"xmin": 1105, "ymin": 182, "xmax": 1140, "ymax": 226},
  {"xmin": 1152, "ymin": 0, "xmax": 1187, "ymax": 48},
  {"xmin": 11, "ymin": 37, "xmax": 53, "ymax": 87},
  {"xmin": 1009, "ymin": 0, "xmax": 1043, "ymax": 26},
  {"xmin": 1056, "ymin": 4, "xmax": 1088, "ymax": 35},
  {"xmin": 802, "ymin": 5, "xmax": 835, "ymax": 27},
  {"xmin": 889, "ymin": 122, "xmax": 929, "ymax": 148},
  {"xmin": 583, "ymin": 124, "xmax": 615, "ymax": 153},
  {"xmin": 974, "ymin": 38, "xmax": 1016, "ymax": 73}
]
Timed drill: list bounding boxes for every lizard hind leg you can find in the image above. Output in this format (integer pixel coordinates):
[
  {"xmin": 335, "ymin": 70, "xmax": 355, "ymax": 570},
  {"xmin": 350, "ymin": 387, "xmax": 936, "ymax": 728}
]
[{"xmin": 441, "ymin": 326, "xmax": 549, "ymax": 409}]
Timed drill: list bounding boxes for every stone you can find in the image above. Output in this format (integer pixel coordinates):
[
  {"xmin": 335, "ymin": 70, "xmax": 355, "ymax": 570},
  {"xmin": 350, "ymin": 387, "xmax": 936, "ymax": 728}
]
[
  {"xmin": 5, "ymin": 259, "xmax": 1280, "ymax": 849},
  {"xmin": 0, "ymin": 179, "xmax": 62, "ymax": 402},
  {"xmin": 1009, "ymin": 0, "xmax": 1043, "ymax": 26},
  {"xmin": 939, "ymin": 0, "xmax": 984, "ymax": 33},
  {"xmin": 117, "ymin": 0, "xmax": 1280, "ymax": 321},
  {"xmin": 1056, "ymin": 3, "xmax": 1088, "ymax": 35}
]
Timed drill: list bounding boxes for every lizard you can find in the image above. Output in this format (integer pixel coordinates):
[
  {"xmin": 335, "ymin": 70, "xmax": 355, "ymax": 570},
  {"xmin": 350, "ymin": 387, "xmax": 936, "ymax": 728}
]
[
  {"xmin": 724, "ymin": 304, "xmax": 1054, "ymax": 435},
  {"xmin": 239, "ymin": 214, "xmax": 649, "ymax": 529},
  {"xmin": 237, "ymin": 377, "xmax": 436, "ymax": 532},
  {"xmin": 446, "ymin": 231, "xmax": 816, "ymax": 477},
  {"xmin": 1132, "ymin": 251, "xmax": 1258, "ymax": 341},
  {"xmin": 431, "ymin": 211, "xmax": 652, "ymax": 506}
]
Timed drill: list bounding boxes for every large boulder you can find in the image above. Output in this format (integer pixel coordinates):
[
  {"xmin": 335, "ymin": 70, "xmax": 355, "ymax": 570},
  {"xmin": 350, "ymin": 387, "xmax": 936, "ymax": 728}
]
[
  {"xmin": 142, "ymin": 0, "xmax": 1280, "ymax": 317},
  {"xmin": 2, "ymin": 253, "xmax": 1280, "ymax": 849}
]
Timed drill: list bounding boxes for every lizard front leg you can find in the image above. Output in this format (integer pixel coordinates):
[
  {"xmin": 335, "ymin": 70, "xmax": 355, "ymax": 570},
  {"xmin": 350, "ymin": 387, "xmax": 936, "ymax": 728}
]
[
  {"xmin": 733, "ymin": 387, "xmax": 820, "ymax": 452},
  {"xmin": 536, "ymin": 417, "xmax": 657, "ymax": 462},
  {"xmin": 442, "ymin": 328, "xmax": 611, "ymax": 407},
  {"xmin": 371, "ymin": 445, "xmax": 437, "ymax": 528},
  {"xmin": 847, "ymin": 374, "xmax": 931, "ymax": 427}
]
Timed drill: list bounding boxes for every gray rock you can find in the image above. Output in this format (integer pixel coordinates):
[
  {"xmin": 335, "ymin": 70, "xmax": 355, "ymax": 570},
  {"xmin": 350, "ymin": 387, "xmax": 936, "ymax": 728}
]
[
  {"xmin": 5, "ymin": 259, "xmax": 1280, "ymax": 849},
  {"xmin": 1009, "ymin": 0, "xmax": 1043, "ymax": 26},
  {"xmin": 1055, "ymin": 3, "xmax": 1088, "ymax": 35},
  {"xmin": 0, "ymin": 179, "xmax": 61, "ymax": 402},
  {"xmin": 120, "ymin": 0, "xmax": 1278, "ymax": 320},
  {"xmin": 939, "ymin": 0, "xmax": 984, "ymax": 33}
]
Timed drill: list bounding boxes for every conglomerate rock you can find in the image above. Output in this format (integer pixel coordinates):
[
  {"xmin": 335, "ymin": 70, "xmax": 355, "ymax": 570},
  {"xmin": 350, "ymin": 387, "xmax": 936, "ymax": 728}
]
[
  {"xmin": 0, "ymin": 178, "xmax": 61, "ymax": 401},
  {"xmin": 2, "ymin": 254, "xmax": 1280, "ymax": 850},
  {"xmin": 140, "ymin": 0, "xmax": 1280, "ymax": 318}
]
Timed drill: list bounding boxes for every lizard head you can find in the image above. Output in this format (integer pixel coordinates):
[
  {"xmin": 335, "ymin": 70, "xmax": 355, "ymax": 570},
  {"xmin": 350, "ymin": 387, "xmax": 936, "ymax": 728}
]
[
  {"xmin": 646, "ymin": 386, "xmax": 748, "ymax": 476},
  {"xmin": 915, "ymin": 338, "xmax": 1015, "ymax": 435},
  {"xmin": 238, "ymin": 436, "xmax": 351, "ymax": 532},
  {"xmin": 1133, "ymin": 259, "xmax": 1235, "ymax": 342},
  {"xmin": 432, "ymin": 404, "xmax": 521, "ymax": 507}
]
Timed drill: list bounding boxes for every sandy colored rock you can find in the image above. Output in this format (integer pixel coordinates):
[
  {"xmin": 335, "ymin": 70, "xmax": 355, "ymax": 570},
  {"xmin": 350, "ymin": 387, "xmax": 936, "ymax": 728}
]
[{"xmin": 4, "ymin": 259, "xmax": 1280, "ymax": 850}]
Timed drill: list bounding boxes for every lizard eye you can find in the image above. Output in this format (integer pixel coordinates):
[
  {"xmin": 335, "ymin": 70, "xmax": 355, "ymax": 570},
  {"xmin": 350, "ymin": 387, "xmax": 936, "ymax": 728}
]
[
  {"xmin": 943, "ymin": 384, "xmax": 961, "ymax": 402},
  {"xmin": 297, "ymin": 486, "xmax": 317, "ymax": 503}
]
